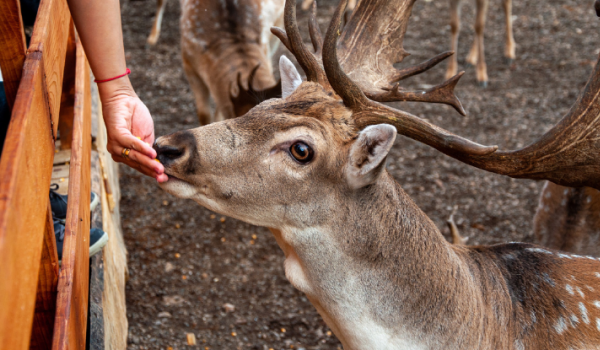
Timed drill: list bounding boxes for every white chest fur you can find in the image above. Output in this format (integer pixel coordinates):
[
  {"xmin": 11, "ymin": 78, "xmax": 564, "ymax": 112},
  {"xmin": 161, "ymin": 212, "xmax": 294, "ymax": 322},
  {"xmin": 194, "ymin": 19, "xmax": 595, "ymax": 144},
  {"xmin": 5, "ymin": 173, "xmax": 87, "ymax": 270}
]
[{"xmin": 271, "ymin": 228, "xmax": 427, "ymax": 350}]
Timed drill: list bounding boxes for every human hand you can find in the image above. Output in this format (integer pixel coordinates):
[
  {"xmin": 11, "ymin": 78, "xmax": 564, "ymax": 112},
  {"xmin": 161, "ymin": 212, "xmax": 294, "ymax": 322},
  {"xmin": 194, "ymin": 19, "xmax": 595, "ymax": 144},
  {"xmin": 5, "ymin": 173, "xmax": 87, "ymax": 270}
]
[{"xmin": 98, "ymin": 78, "xmax": 168, "ymax": 182}]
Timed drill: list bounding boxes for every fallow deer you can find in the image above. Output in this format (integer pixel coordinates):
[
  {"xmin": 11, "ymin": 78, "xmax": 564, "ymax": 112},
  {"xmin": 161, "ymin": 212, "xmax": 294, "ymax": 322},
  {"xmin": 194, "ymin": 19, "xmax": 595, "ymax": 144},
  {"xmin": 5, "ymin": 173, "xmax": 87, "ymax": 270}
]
[
  {"xmin": 534, "ymin": 182, "xmax": 600, "ymax": 257},
  {"xmin": 445, "ymin": 0, "xmax": 516, "ymax": 87},
  {"xmin": 154, "ymin": 0, "xmax": 600, "ymax": 348},
  {"xmin": 148, "ymin": 0, "xmax": 284, "ymax": 125}
]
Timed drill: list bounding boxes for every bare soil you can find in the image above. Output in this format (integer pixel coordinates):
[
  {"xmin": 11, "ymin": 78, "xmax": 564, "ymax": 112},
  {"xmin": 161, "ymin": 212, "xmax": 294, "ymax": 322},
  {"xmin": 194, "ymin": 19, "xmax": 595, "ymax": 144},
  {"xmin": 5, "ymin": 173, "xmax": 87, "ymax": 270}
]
[{"xmin": 120, "ymin": 0, "xmax": 600, "ymax": 349}]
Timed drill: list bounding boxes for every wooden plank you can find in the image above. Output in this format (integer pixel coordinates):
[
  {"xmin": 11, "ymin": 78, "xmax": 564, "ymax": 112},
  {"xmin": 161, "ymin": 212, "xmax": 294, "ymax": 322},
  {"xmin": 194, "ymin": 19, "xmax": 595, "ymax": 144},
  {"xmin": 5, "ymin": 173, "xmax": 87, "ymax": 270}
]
[
  {"xmin": 29, "ymin": 202, "xmax": 60, "ymax": 350},
  {"xmin": 0, "ymin": 0, "xmax": 27, "ymax": 110},
  {"xmin": 29, "ymin": 0, "xmax": 71, "ymax": 137},
  {"xmin": 88, "ymin": 151, "xmax": 105, "ymax": 350},
  {"xmin": 97, "ymin": 86, "xmax": 128, "ymax": 350},
  {"xmin": 87, "ymin": 254, "xmax": 105, "ymax": 350},
  {"xmin": 0, "ymin": 53, "xmax": 55, "ymax": 350},
  {"xmin": 57, "ymin": 25, "xmax": 76, "ymax": 150},
  {"xmin": 52, "ymin": 37, "xmax": 91, "ymax": 350}
]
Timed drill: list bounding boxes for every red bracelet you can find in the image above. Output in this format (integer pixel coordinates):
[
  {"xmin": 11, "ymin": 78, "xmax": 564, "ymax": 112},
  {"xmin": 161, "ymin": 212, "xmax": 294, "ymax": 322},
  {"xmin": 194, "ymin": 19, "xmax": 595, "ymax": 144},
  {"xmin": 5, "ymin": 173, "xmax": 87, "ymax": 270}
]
[{"xmin": 94, "ymin": 68, "xmax": 131, "ymax": 83}]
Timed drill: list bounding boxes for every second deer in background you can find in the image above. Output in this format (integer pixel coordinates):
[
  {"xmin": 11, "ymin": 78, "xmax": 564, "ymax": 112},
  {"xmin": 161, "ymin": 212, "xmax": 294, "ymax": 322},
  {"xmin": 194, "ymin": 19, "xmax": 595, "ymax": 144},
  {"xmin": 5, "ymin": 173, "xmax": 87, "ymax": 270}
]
[
  {"xmin": 446, "ymin": 0, "xmax": 516, "ymax": 87},
  {"xmin": 147, "ymin": 0, "xmax": 284, "ymax": 125},
  {"xmin": 534, "ymin": 182, "xmax": 600, "ymax": 257}
]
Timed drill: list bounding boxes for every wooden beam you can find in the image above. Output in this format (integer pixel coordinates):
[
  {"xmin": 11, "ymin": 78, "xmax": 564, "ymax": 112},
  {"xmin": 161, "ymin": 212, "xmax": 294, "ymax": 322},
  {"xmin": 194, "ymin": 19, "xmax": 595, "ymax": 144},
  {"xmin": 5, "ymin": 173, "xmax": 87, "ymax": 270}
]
[
  {"xmin": 0, "ymin": 52, "xmax": 55, "ymax": 350},
  {"xmin": 29, "ymin": 202, "xmax": 60, "ymax": 350},
  {"xmin": 52, "ymin": 37, "xmax": 91, "ymax": 350},
  {"xmin": 29, "ymin": 0, "xmax": 71, "ymax": 137},
  {"xmin": 57, "ymin": 25, "xmax": 76, "ymax": 150},
  {"xmin": 0, "ymin": 0, "xmax": 72, "ymax": 346},
  {"xmin": 0, "ymin": 0, "xmax": 27, "ymax": 110}
]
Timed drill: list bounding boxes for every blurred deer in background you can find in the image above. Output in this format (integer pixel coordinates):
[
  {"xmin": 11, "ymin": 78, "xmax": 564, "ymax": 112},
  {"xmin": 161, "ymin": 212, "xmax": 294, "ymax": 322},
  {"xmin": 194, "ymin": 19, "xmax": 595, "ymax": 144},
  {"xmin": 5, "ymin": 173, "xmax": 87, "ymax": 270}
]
[
  {"xmin": 446, "ymin": 0, "xmax": 516, "ymax": 87},
  {"xmin": 534, "ymin": 182, "xmax": 600, "ymax": 257},
  {"xmin": 154, "ymin": 0, "xmax": 600, "ymax": 348},
  {"xmin": 147, "ymin": 0, "xmax": 284, "ymax": 124},
  {"xmin": 147, "ymin": 0, "xmax": 168, "ymax": 46}
]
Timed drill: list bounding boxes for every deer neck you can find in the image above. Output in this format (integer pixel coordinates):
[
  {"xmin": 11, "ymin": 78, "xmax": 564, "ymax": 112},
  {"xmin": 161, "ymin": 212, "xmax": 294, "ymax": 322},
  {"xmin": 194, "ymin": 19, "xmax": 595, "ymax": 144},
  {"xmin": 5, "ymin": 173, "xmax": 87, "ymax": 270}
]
[{"xmin": 275, "ymin": 172, "xmax": 493, "ymax": 350}]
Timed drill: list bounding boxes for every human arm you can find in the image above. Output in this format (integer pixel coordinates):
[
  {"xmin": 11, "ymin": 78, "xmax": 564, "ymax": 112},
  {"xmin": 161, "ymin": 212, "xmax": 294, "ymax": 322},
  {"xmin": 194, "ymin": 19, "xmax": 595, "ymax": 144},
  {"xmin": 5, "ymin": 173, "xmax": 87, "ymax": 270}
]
[{"xmin": 65, "ymin": 0, "xmax": 167, "ymax": 182}]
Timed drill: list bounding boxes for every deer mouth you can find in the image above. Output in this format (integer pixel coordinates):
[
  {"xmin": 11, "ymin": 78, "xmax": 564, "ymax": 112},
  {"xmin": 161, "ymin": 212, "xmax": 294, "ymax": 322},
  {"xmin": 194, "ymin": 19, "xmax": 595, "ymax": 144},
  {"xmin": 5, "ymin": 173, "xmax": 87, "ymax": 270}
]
[{"xmin": 163, "ymin": 172, "xmax": 187, "ymax": 183}]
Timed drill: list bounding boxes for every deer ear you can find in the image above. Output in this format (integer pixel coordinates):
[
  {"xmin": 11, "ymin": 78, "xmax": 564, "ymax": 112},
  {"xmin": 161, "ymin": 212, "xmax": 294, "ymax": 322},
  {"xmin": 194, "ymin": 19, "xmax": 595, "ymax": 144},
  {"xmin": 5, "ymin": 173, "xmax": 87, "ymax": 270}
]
[
  {"xmin": 280, "ymin": 55, "xmax": 303, "ymax": 98},
  {"xmin": 346, "ymin": 124, "xmax": 397, "ymax": 189}
]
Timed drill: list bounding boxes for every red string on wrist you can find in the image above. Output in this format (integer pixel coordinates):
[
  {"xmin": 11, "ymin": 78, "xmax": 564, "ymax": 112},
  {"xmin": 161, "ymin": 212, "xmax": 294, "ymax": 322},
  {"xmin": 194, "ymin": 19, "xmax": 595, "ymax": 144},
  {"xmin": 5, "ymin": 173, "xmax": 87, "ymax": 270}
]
[{"xmin": 94, "ymin": 68, "xmax": 131, "ymax": 83}]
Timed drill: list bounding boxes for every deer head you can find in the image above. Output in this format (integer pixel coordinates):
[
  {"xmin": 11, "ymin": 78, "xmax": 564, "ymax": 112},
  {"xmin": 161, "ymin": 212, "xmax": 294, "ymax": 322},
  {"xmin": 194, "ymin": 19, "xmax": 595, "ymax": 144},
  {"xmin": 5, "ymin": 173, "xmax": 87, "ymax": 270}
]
[{"xmin": 155, "ymin": 0, "xmax": 600, "ymax": 348}]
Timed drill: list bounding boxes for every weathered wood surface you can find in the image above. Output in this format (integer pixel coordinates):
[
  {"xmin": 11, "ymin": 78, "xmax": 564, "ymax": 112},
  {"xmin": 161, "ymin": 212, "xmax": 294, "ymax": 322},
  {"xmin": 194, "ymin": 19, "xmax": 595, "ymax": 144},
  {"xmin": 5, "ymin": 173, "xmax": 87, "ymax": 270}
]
[
  {"xmin": 58, "ymin": 25, "xmax": 77, "ymax": 150},
  {"xmin": 97, "ymin": 92, "xmax": 129, "ymax": 350},
  {"xmin": 88, "ymin": 254, "xmax": 105, "ymax": 350},
  {"xmin": 29, "ymin": 202, "xmax": 60, "ymax": 350},
  {"xmin": 88, "ymin": 150, "xmax": 105, "ymax": 350},
  {"xmin": 0, "ymin": 0, "xmax": 27, "ymax": 109},
  {"xmin": 0, "ymin": 52, "xmax": 55, "ymax": 350},
  {"xmin": 29, "ymin": 0, "xmax": 71, "ymax": 136},
  {"xmin": 52, "ymin": 38, "xmax": 92, "ymax": 350}
]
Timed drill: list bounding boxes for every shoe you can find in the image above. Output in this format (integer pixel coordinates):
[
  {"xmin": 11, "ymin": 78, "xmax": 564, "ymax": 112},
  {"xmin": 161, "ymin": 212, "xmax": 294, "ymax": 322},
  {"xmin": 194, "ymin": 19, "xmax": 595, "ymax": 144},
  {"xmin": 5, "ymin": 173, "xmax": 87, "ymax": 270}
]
[
  {"xmin": 89, "ymin": 228, "xmax": 109, "ymax": 257},
  {"xmin": 50, "ymin": 184, "xmax": 99, "ymax": 221},
  {"xmin": 54, "ymin": 218, "xmax": 65, "ymax": 260},
  {"xmin": 54, "ymin": 219, "xmax": 104, "ymax": 260},
  {"xmin": 53, "ymin": 222, "xmax": 109, "ymax": 261}
]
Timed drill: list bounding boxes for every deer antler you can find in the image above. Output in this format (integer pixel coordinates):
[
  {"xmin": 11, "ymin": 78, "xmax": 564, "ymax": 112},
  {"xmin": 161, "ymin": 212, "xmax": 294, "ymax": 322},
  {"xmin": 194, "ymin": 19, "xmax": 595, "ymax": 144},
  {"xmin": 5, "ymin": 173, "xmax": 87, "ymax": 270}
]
[
  {"xmin": 335, "ymin": 0, "xmax": 466, "ymax": 112},
  {"xmin": 270, "ymin": 0, "xmax": 330, "ymax": 89},
  {"xmin": 320, "ymin": 0, "xmax": 600, "ymax": 190},
  {"xmin": 322, "ymin": 0, "xmax": 497, "ymax": 156},
  {"xmin": 230, "ymin": 65, "xmax": 282, "ymax": 117}
]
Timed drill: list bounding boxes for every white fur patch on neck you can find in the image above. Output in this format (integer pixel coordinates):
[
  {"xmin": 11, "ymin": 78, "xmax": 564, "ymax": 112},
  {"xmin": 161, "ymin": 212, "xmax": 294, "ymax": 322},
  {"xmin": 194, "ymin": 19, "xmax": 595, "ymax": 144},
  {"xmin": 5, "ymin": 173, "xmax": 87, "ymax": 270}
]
[{"xmin": 279, "ymin": 55, "xmax": 303, "ymax": 98}]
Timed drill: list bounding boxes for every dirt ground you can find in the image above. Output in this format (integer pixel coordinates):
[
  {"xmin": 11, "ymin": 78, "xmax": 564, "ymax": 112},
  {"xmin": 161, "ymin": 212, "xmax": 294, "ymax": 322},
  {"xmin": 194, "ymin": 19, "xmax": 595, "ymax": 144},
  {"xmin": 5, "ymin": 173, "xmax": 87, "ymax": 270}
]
[{"xmin": 119, "ymin": 0, "xmax": 600, "ymax": 349}]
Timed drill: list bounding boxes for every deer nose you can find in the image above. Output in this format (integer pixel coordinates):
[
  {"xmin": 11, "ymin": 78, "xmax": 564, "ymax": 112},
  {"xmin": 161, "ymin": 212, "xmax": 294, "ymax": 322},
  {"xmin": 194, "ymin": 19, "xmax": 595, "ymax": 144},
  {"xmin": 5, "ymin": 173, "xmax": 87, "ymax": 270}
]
[
  {"xmin": 153, "ymin": 130, "xmax": 199, "ymax": 168},
  {"xmin": 153, "ymin": 143, "xmax": 185, "ymax": 166}
]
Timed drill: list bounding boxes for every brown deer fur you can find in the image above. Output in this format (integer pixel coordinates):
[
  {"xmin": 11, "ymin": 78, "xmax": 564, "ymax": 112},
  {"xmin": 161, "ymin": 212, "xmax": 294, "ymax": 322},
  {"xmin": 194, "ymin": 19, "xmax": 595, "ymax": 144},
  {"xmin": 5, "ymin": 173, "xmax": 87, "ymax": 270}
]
[
  {"xmin": 148, "ymin": 0, "xmax": 284, "ymax": 124},
  {"xmin": 155, "ymin": 82, "xmax": 600, "ymax": 349},
  {"xmin": 534, "ymin": 182, "xmax": 600, "ymax": 258},
  {"xmin": 153, "ymin": 0, "xmax": 600, "ymax": 348},
  {"xmin": 446, "ymin": 0, "xmax": 516, "ymax": 87}
]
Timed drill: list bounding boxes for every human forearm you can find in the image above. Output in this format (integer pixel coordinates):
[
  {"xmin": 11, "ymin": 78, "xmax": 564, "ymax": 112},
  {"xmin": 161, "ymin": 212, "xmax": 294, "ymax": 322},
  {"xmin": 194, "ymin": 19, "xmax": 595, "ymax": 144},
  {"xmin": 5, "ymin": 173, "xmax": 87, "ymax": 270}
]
[{"xmin": 66, "ymin": 0, "xmax": 128, "ymax": 82}]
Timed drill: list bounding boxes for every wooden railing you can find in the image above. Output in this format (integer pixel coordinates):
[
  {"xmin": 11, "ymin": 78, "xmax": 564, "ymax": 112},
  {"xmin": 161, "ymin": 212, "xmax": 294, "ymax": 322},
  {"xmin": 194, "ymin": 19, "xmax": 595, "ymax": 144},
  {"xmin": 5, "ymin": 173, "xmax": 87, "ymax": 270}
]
[{"xmin": 0, "ymin": 0, "xmax": 93, "ymax": 348}]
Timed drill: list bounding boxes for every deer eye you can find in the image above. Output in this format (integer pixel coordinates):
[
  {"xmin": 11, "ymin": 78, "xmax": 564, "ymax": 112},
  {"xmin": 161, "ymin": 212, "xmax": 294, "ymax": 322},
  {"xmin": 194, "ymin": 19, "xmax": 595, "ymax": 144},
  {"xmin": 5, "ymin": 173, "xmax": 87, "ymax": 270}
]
[{"xmin": 289, "ymin": 142, "xmax": 314, "ymax": 164}]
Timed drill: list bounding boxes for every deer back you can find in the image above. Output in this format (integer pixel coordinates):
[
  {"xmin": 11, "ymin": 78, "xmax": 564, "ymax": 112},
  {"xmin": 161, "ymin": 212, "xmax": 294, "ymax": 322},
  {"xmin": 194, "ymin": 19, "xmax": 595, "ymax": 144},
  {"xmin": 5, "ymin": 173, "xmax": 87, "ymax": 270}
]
[{"xmin": 181, "ymin": 0, "xmax": 284, "ymax": 119}]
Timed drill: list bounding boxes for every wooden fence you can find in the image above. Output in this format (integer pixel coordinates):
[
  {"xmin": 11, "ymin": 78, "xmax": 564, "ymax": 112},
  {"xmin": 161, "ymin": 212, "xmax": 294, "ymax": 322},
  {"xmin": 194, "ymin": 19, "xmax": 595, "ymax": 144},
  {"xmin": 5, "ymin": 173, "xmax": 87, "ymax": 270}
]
[{"xmin": 0, "ymin": 0, "xmax": 96, "ymax": 348}]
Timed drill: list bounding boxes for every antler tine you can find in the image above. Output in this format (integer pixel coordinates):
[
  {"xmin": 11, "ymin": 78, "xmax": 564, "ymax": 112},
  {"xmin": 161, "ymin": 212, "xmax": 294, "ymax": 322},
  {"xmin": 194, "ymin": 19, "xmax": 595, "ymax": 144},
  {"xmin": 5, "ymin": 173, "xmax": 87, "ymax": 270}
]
[
  {"xmin": 270, "ymin": 27, "xmax": 292, "ymax": 52},
  {"xmin": 230, "ymin": 64, "xmax": 282, "ymax": 116},
  {"xmin": 367, "ymin": 72, "xmax": 467, "ymax": 116},
  {"xmin": 308, "ymin": 1, "xmax": 323, "ymax": 55},
  {"xmin": 322, "ymin": 0, "xmax": 370, "ymax": 109},
  {"xmin": 388, "ymin": 51, "xmax": 455, "ymax": 83},
  {"xmin": 282, "ymin": 0, "xmax": 328, "ymax": 85}
]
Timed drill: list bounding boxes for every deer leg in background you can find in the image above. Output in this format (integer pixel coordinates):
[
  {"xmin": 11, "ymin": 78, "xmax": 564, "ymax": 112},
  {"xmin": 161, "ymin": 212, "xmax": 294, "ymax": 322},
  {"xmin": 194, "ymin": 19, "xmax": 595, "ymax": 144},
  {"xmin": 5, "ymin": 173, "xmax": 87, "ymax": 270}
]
[
  {"xmin": 446, "ymin": 0, "xmax": 463, "ymax": 80},
  {"xmin": 465, "ymin": 0, "xmax": 489, "ymax": 67},
  {"xmin": 344, "ymin": 0, "xmax": 358, "ymax": 23},
  {"xmin": 147, "ymin": 0, "xmax": 167, "ymax": 46},
  {"xmin": 301, "ymin": 0, "xmax": 313, "ymax": 10},
  {"xmin": 503, "ymin": 0, "xmax": 515, "ymax": 63},
  {"xmin": 473, "ymin": 0, "xmax": 489, "ymax": 86},
  {"xmin": 182, "ymin": 58, "xmax": 212, "ymax": 125}
]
